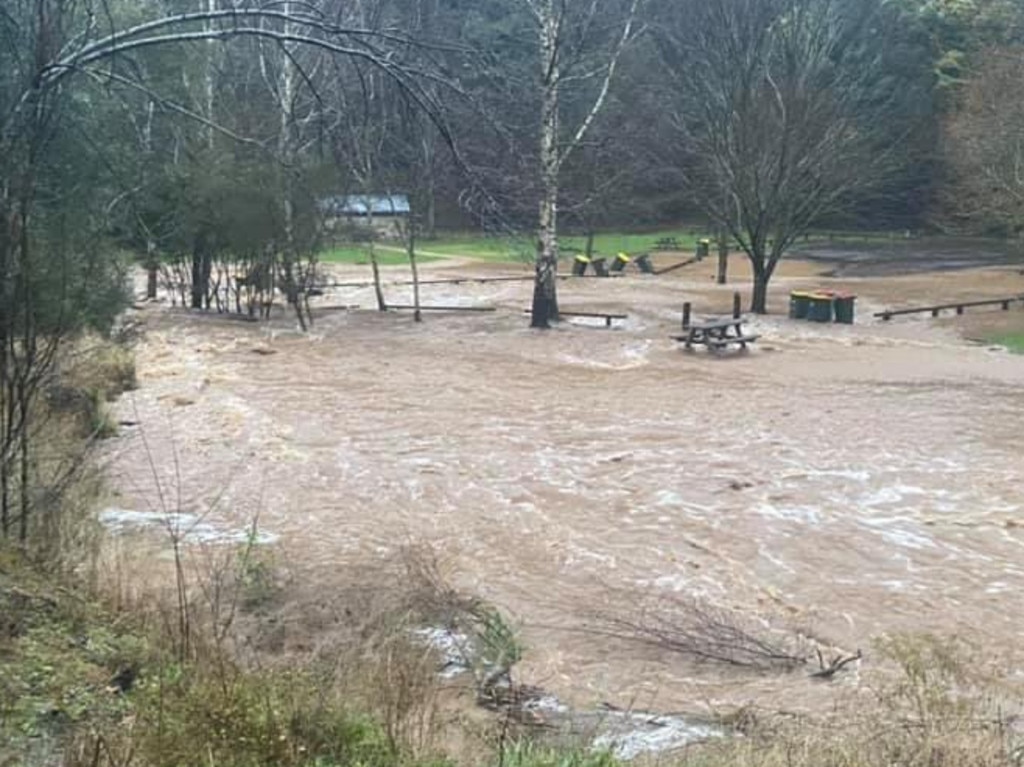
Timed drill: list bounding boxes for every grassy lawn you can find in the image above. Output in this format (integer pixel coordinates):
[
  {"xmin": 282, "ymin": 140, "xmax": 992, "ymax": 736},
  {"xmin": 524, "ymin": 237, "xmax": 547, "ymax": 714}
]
[
  {"xmin": 338, "ymin": 228, "xmax": 719, "ymax": 264},
  {"xmin": 320, "ymin": 226, "xmax": 907, "ymax": 266},
  {"xmin": 988, "ymin": 331, "xmax": 1024, "ymax": 353},
  {"xmin": 318, "ymin": 245, "xmax": 440, "ymax": 265}
]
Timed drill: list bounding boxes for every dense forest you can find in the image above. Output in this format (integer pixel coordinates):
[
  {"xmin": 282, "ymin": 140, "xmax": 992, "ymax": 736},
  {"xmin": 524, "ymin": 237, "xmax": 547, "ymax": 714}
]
[{"xmin": 2, "ymin": 0, "xmax": 1024, "ymax": 540}]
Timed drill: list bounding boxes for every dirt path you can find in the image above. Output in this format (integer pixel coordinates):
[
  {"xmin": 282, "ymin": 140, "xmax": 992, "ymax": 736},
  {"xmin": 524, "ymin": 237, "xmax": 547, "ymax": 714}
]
[{"xmin": 104, "ymin": 256, "xmax": 1024, "ymax": 720}]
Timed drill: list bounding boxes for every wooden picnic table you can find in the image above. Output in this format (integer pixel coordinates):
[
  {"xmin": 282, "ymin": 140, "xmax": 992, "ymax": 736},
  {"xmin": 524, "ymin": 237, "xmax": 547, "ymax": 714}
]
[{"xmin": 671, "ymin": 316, "xmax": 759, "ymax": 352}]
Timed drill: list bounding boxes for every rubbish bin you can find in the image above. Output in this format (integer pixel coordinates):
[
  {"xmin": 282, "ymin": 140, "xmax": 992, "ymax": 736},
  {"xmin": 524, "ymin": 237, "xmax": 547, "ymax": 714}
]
[
  {"xmin": 635, "ymin": 253, "xmax": 654, "ymax": 274},
  {"xmin": 833, "ymin": 293, "xmax": 857, "ymax": 324},
  {"xmin": 807, "ymin": 292, "xmax": 834, "ymax": 323},
  {"xmin": 591, "ymin": 257, "xmax": 609, "ymax": 277},
  {"xmin": 789, "ymin": 291, "xmax": 813, "ymax": 320},
  {"xmin": 611, "ymin": 252, "xmax": 631, "ymax": 272},
  {"xmin": 696, "ymin": 239, "xmax": 711, "ymax": 260},
  {"xmin": 572, "ymin": 255, "xmax": 590, "ymax": 277}
]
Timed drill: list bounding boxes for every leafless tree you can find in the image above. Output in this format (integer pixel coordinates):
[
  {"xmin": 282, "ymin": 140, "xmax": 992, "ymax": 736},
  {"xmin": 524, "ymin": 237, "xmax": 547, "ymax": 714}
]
[
  {"xmin": 653, "ymin": 0, "xmax": 920, "ymax": 312},
  {"xmin": 525, "ymin": 0, "xmax": 642, "ymax": 328},
  {"xmin": 0, "ymin": 0, "xmax": 457, "ymax": 545},
  {"xmin": 942, "ymin": 46, "xmax": 1024, "ymax": 243}
]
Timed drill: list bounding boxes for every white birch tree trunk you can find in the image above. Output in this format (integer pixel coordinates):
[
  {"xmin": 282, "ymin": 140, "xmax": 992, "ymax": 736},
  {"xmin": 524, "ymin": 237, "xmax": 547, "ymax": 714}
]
[
  {"xmin": 530, "ymin": 1, "xmax": 561, "ymax": 327},
  {"xmin": 526, "ymin": 0, "xmax": 639, "ymax": 329}
]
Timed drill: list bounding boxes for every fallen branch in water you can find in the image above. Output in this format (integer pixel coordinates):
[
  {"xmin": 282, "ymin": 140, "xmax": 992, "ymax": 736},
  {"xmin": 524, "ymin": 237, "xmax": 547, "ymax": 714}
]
[{"xmin": 811, "ymin": 647, "xmax": 862, "ymax": 680}]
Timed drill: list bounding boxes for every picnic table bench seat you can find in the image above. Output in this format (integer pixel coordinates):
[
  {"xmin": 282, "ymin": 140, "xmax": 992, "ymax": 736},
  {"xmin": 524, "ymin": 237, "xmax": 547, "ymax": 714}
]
[{"xmin": 671, "ymin": 316, "xmax": 758, "ymax": 353}]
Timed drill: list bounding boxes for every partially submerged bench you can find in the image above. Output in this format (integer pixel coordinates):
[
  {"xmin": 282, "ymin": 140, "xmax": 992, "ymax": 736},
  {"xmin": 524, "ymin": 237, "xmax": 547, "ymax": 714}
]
[
  {"xmin": 523, "ymin": 309, "xmax": 627, "ymax": 327},
  {"xmin": 560, "ymin": 310, "xmax": 627, "ymax": 327},
  {"xmin": 671, "ymin": 317, "xmax": 759, "ymax": 352}
]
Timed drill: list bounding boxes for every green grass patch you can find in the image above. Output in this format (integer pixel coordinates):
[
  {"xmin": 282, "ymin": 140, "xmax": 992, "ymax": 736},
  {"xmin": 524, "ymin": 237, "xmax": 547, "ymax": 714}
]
[
  {"xmin": 415, "ymin": 228, "xmax": 716, "ymax": 264},
  {"xmin": 318, "ymin": 246, "xmax": 440, "ymax": 266},
  {"xmin": 0, "ymin": 557, "xmax": 143, "ymax": 762},
  {"xmin": 987, "ymin": 331, "xmax": 1024, "ymax": 353}
]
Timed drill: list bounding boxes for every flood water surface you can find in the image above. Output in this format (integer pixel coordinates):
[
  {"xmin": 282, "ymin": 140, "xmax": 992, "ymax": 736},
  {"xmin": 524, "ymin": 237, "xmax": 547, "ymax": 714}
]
[{"xmin": 103, "ymin": 262, "xmax": 1024, "ymax": 717}]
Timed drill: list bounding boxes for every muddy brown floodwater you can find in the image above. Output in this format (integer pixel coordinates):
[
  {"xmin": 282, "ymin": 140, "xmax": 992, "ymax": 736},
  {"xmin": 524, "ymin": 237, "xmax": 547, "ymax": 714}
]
[{"xmin": 102, "ymin": 256, "xmax": 1024, "ymax": 721}]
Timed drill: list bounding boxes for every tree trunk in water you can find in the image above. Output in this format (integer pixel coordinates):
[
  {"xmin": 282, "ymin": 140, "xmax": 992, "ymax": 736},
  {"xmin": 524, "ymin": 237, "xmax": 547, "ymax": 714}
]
[
  {"xmin": 751, "ymin": 269, "xmax": 769, "ymax": 314},
  {"xmin": 369, "ymin": 243, "xmax": 387, "ymax": 312},
  {"xmin": 191, "ymin": 235, "xmax": 210, "ymax": 309},
  {"xmin": 530, "ymin": 2, "xmax": 561, "ymax": 329},
  {"xmin": 530, "ymin": 150, "xmax": 560, "ymax": 327},
  {"xmin": 716, "ymin": 235, "xmax": 728, "ymax": 285},
  {"xmin": 408, "ymin": 219, "xmax": 421, "ymax": 323}
]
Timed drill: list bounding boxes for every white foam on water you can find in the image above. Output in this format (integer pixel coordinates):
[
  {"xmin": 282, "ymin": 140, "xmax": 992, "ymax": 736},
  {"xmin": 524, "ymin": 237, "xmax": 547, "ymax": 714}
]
[
  {"xmin": 758, "ymin": 545, "xmax": 796, "ymax": 574},
  {"xmin": 859, "ymin": 517, "xmax": 937, "ymax": 550},
  {"xmin": 98, "ymin": 508, "xmax": 278, "ymax": 545},
  {"xmin": 858, "ymin": 485, "xmax": 927, "ymax": 508},
  {"xmin": 789, "ymin": 468, "xmax": 871, "ymax": 483},
  {"xmin": 413, "ymin": 627, "xmax": 472, "ymax": 678},
  {"xmin": 756, "ymin": 503, "xmax": 822, "ymax": 525},
  {"xmin": 522, "ymin": 694, "xmax": 569, "ymax": 714},
  {"xmin": 592, "ymin": 711, "xmax": 723, "ymax": 760}
]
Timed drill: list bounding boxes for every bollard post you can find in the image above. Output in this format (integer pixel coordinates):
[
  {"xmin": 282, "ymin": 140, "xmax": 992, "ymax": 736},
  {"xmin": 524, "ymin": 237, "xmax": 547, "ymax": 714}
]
[
  {"xmin": 682, "ymin": 302, "xmax": 692, "ymax": 330},
  {"xmin": 146, "ymin": 262, "xmax": 158, "ymax": 300},
  {"xmin": 732, "ymin": 292, "xmax": 741, "ymax": 319}
]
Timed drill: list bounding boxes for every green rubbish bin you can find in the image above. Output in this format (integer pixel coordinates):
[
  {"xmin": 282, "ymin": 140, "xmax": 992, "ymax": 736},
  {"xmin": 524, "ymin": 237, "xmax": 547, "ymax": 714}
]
[
  {"xmin": 789, "ymin": 291, "xmax": 813, "ymax": 320},
  {"xmin": 635, "ymin": 253, "xmax": 654, "ymax": 274},
  {"xmin": 610, "ymin": 252, "xmax": 631, "ymax": 272},
  {"xmin": 807, "ymin": 292, "xmax": 834, "ymax": 323},
  {"xmin": 696, "ymin": 239, "xmax": 711, "ymax": 260},
  {"xmin": 572, "ymin": 254, "xmax": 590, "ymax": 276},
  {"xmin": 833, "ymin": 293, "xmax": 856, "ymax": 324},
  {"xmin": 591, "ymin": 257, "xmax": 609, "ymax": 277}
]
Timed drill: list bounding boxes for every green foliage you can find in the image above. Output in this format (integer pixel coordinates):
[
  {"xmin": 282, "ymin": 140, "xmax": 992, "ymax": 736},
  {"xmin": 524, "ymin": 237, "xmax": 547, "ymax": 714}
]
[
  {"xmin": 987, "ymin": 332, "xmax": 1024, "ymax": 353},
  {"xmin": 320, "ymin": 246, "xmax": 441, "ymax": 266},
  {"xmin": 125, "ymin": 667, "xmax": 399, "ymax": 767},
  {"xmin": 897, "ymin": 0, "xmax": 1024, "ymax": 86},
  {"xmin": 495, "ymin": 742, "xmax": 618, "ymax": 767},
  {"xmin": 471, "ymin": 606, "xmax": 522, "ymax": 673},
  {"xmin": 236, "ymin": 531, "xmax": 281, "ymax": 613},
  {"xmin": 0, "ymin": 559, "xmax": 142, "ymax": 763}
]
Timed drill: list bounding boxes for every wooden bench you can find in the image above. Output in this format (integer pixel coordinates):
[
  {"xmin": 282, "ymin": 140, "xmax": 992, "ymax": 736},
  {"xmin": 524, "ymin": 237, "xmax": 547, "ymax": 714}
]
[
  {"xmin": 874, "ymin": 294, "xmax": 1024, "ymax": 320},
  {"xmin": 560, "ymin": 310, "xmax": 626, "ymax": 327},
  {"xmin": 654, "ymin": 237, "xmax": 680, "ymax": 251},
  {"xmin": 524, "ymin": 309, "xmax": 626, "ymax": 327}
]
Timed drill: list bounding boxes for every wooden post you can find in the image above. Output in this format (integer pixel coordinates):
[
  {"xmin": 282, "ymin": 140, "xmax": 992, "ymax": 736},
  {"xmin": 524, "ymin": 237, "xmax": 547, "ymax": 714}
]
[
  {"xmin": 956, "ymin": 305, "xmax": 964, "ymax": 315},
  {"xmin": 931, "ymin": 308, "xmax": 940, "ymax": 317},
  {"xmin": 146, "ymin": 263, "xmax": 158, "ymax": 300},
  {"xmin": 732, "ymin": 292, "xmax": 741, "ymax": 319},
  {"xmin": 682, "ymin": 302, "xmax": 691, "ymax": 330}
]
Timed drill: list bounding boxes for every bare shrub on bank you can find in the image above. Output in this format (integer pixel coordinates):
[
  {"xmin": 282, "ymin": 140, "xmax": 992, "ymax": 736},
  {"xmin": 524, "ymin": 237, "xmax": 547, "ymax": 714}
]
[{"xmin": 583, "ymin": 591, "xmax": 810, "ymax": 672}]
